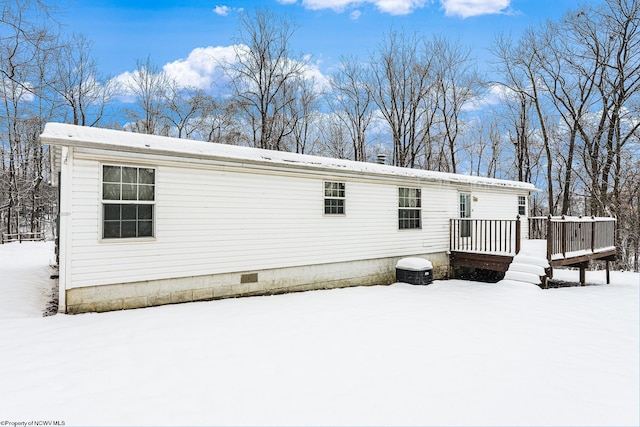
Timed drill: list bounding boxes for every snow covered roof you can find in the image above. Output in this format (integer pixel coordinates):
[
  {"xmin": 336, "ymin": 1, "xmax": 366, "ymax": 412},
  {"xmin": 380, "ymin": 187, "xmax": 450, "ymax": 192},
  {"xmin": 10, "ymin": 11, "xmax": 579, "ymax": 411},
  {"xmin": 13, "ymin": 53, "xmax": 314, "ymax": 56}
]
[{"xmin": 41, "ymin": 122, "xmax": 536, "ymax": 191}]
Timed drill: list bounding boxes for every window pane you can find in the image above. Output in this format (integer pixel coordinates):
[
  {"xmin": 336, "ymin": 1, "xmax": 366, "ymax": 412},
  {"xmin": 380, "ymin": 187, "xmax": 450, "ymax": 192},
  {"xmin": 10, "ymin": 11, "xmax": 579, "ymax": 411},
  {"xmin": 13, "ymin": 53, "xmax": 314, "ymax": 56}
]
[
  {"xmin": 103, "ymin": 166, "xmax": 121, "ymax": 183},
  {"xmin": 103, "ymin": 221, "xmax": 120, "ymax": 238},
  {"xmin": 138, "ymin": 220, "xmax": 153, "ymax": 237},
  {"xmin": 104, "ymin": 204, "xmax": 121, "ymax": 221},
  {"xmin": 138, "ymin": 185, "xmax": 154, "ymax": 201},
  {"xmin": 122, "ymin": 167, "xmax": 138, "ymax": 183},
  {"xmin": 325, "ymin": 182, "xmax": 340, "ymax": 197},
  {"xmin": 138, "ymin": 204, "xmax": 153, "ymax": 220},
  {"xmin": 139, "ymin": 168, "xmax": 155, "ymax": 184},
  {"xmin": 122, "ymin": 184, "xmax": 137, "ymax": 200},
  {"xmin": 103, "ymin": 183, "xmax": 121, "ymax": 200},
  {"xmin": 324, "ymin": 198, "xmax": 344, "ymax": 215},
  {"xmin": 399, "ymin": 208, "xmax": 421, "ymax": 229},
  {"xmin": 121, "ymin": 204, "xmax": 137, "ymax": 220},
  {"xmin": 121, "ymin": 221, "xmax": 137, "ymax": 238}
]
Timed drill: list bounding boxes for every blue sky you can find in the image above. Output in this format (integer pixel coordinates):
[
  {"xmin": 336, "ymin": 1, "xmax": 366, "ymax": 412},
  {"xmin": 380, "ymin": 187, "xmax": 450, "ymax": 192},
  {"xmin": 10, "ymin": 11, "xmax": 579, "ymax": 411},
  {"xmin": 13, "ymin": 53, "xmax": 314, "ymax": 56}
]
[{"xmin": 60, "ymin": 0, "xmax": 584, "ymax": 86}]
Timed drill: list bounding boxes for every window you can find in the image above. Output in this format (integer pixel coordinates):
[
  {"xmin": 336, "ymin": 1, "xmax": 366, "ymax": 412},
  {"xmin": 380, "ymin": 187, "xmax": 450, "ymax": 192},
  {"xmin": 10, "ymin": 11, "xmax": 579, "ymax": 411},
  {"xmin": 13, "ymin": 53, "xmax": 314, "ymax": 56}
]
[
  {"xmin": 399, "ymin": 187, "xmax": 421, "ymax": 229},
  {"xmin": 324, "ymin": 181, "xmax": 345, "ymax": 215},
  {"xmin": 459, "ymin": 192, "xmax": 471, "ymax": 238},
  {"xmin": 518, "ymin": 195, "xmax": 527, "ymax": 216},
  {"xmin": 102, "ymin": 165, "xmax": 155, "ymax": 239}
]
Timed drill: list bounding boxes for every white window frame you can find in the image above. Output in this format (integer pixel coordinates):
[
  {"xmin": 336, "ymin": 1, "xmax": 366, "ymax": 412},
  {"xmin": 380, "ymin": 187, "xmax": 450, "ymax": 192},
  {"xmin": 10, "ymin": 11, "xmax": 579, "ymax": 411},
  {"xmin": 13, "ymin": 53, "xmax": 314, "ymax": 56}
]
[
  {"xmin": 459, "ymin": 192, "xmax": 471, "ymax": 238},
  {"xmin": 324, "ymin": 181, "xmax": 346, "ymax": 215},
  {"xmin": 518, "ymin": 195, "xmax": 527, "ymax": 216},
  {"xmin": 101, "ymin": 164, "xmax": 156, "ymax": 240},
  {"xmin": 398, "ymin": 187, "xmax": 422, "ymax": 230}
]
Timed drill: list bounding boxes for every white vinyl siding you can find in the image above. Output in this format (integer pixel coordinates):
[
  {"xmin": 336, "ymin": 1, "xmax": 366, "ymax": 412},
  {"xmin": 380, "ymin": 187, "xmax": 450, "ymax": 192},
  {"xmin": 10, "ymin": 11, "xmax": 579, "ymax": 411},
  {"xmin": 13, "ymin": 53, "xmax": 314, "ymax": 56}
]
[{"xmin": 65, "ymin": 151, "xmax": 527, "ymax": 289}]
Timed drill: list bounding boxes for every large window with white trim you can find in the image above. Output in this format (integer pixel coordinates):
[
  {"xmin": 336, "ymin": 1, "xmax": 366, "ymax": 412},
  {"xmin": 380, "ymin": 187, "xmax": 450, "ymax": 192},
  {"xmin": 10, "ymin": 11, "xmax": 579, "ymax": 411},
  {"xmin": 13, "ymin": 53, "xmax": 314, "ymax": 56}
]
[
  {"xmin": 102, "ymin": 165, "xmax": 155, "ymax": 239},
  {"xmin": 398, "ymin": 187, "xmax": 421, "ymax": 229}
]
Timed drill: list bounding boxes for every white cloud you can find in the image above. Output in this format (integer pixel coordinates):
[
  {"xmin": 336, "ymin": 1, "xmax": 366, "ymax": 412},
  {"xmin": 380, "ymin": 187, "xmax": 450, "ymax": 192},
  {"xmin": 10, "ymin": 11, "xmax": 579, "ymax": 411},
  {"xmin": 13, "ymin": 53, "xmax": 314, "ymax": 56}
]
[
  {"xmin": 299, "ymin": 0, "xmax": 429, "ymax": 15},
  {"xmin": 350, "ymin": 9, "xmax": 362, "ymax": 20},
  {"xmin": 111, "ymin": 45, "xmax": 337, "ymax": 103},
  {"xmin": 461, "ymin": 83, "xmax": 514, "ymax": 112},
  {"xmin": 440, "ymin": 0, "xmax": 511, "ymax": 18},
  {"xmin": 286, "ymin": 0, "xmax": 510, "ymax": 16},
  {"xmin": 162, "ymin": 45, "xmax": 238, "ymax": 89},
  {"xmin": 111, "ymin": 45, "xmax": 242, "ymax": 101},
  {"xmin": 213, "ymin": 5, "xmax": 231, "ymax": 16},
  {"xmin": 300, "ymin": 59, "xmax": 332, "ymax": 94}
]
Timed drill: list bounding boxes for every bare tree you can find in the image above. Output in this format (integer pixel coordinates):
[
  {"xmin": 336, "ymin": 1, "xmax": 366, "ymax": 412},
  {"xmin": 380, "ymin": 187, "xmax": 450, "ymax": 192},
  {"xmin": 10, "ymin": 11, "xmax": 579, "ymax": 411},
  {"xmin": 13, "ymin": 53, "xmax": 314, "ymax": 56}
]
[
  {"xmin": 125, "ymin": 56, "xmax": 169, "ymax": 135},
  {"xmin": 196, "ymin": 97, "xmax": 244, "ymax": 144},
  {"xmin": 492, "ymin": 30, "xmax": 556, "ymax": 212},
  {"xmin": 52, "ymin": 33, "xmax": 118, "ymax": 127},
  {"xmin": 0, "ymin": 0, "xmax": 56, "ymax": 236},
  {"xmin": 317, "ymin": 112, "xmax": 353, "ymax": 160},
  {"xmin": 284, "ymin": 75, "xmax": 321, "ymax": 154},
  {"xmin": 431, "ymin": 35, "xmax": 483, "ymax": 174},
  {"xmin": 369, "ymin": 30, "xmax": 435, "ymax": 167},
  {"xmin": 329, "ymin": 56, "xmax": 374, "ymax": 161},
  {"xmin": 226, "ymin": 8, "xmax": 305, "ymax": 150},
  {"xmin": 162, "ymin": 81, "xmax": 209, "ymax": 139}
]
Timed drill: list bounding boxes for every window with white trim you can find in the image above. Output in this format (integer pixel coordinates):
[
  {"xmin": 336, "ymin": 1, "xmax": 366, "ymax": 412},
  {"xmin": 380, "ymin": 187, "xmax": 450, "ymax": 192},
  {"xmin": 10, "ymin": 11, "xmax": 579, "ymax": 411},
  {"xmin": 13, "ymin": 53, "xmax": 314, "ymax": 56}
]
[
  {"xmin": 399, "ymin": 187, "xmax": 421, "ymax": 229},
  {"xmin": 102, "ymin": 165, "xmax": 155, "ymax": 239},
  {"xmin": 459, "ymin": 192, "xmax": 471, "ymax": 237},
  {"xmin": 518, "ymin": 195, "xmax": 527, "ymax": 216},
  {"xmin": 324, "ymin": 181, "xmax": 345, "ymax": 215}
]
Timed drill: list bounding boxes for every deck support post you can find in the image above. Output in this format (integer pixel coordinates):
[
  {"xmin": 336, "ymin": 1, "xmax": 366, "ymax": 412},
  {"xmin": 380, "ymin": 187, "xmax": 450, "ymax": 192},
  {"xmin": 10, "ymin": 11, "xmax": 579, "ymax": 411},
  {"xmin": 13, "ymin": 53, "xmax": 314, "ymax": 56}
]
[
  {"xmin": 575, "ymin": 261, "xmax": 589, "ymax": 286},
  {"xmin": 606, "ymin": 260, "xmax": 610, "ymax": 284},
  {"xmin": 515, "ymin": 215, "xmax": 521, "ymax": 255},
  {"xmin": 546, "ymin": 214, "xmax": 552, "ymax": 261},
  {"xmin": 561, "ymin": 215, "xmax": 567, "ymax": 258}
]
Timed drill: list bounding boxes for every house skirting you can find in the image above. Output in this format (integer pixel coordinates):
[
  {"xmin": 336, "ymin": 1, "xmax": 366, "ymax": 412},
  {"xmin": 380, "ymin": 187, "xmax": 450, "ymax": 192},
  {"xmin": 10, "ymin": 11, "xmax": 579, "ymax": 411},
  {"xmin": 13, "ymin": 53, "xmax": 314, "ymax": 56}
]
[{"xmin": 65, "ymin": 252, "xmax": 449, "ymax": 314}]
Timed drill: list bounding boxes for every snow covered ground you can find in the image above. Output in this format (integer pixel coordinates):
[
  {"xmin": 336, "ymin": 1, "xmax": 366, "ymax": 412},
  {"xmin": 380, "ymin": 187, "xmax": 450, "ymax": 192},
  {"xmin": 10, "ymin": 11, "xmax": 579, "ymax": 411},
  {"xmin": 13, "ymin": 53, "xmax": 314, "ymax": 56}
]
[{"xmin": 0, "ymin": 241, "xmax": 638, "ymax": 426}]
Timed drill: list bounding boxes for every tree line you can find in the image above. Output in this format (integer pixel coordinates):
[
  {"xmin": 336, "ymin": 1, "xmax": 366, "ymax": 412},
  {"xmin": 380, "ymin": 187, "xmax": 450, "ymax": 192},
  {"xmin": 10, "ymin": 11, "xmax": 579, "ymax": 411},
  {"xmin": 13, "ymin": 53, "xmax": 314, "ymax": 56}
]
[{"xmin": 1, "ymin": 0, "xmax": 639, "ymax": 270}]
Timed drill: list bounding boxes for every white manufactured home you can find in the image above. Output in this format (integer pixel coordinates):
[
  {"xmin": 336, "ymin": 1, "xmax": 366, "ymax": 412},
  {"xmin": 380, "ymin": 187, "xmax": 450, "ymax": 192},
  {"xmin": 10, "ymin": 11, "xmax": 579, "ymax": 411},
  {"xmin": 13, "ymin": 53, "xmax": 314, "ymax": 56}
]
[{"xmin": 41, "ymin": 123, "xmax": 536, "ymax": 314}]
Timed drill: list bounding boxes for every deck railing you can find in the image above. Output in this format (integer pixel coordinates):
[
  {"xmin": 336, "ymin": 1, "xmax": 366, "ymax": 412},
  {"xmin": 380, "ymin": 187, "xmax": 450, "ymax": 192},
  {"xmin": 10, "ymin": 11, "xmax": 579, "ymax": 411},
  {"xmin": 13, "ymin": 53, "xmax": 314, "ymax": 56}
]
[
  {"xmin": 451, "ymin": 215, "xmax": 616, "ymax": 261},
  {"xmin": 1, "ymin": 231, "xmax": 46, "ymax": 244},
  {"xmin": 450, "ymin": 218, "xmax": 521, "ymax": 255},
  {"xmin": 529, "ymin": 216, "xmax": 617, "ymax": 260}
]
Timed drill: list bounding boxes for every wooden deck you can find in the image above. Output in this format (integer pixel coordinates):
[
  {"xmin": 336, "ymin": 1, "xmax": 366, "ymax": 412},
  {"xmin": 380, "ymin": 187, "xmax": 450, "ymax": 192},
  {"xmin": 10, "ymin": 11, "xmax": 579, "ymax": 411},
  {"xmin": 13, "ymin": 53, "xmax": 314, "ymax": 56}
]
[{"xmin": 450, "ymin": 216, "xmax": 617, "ymax": 286}]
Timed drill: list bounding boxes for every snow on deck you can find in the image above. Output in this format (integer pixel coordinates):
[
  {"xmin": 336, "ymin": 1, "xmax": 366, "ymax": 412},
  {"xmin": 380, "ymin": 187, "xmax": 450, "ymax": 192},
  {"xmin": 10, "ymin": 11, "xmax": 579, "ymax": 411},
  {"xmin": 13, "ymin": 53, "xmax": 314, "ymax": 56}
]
[{"xmin": 498, "ymin": 239, "xmax": 550, "ymax": 287}]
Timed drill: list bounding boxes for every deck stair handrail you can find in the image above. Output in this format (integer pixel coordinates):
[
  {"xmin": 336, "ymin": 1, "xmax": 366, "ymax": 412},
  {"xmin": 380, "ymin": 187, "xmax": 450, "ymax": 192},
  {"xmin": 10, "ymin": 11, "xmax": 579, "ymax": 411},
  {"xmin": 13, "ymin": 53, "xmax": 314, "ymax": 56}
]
[
  {"xmin": 528, "ymin": 215, "xmax": 616, "ymax": 261},
  {"xmin": 450, "ymin": 217, "xmax": 521, "ymax": 255}
]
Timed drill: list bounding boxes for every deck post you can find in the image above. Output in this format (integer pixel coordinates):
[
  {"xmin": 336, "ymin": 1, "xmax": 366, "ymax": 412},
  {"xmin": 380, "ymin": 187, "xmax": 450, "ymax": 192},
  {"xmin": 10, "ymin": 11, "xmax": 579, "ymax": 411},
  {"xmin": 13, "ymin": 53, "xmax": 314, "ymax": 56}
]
[
  {"xmin": 561, "ymin": 215, "xmax": 567, "ymax": 258},
  {"xmin": 515, "ymin": 215, "xmax": 521, "ymax": 255},
  {"xmin": 591, "ymin": 216, "xmax": 596, "ymax": 253},
  {"xmin": 606, "ymin": 260, "xmax": 611, "ymax": 284},
  {"xmin": 546, "ymin": 214, "xmax": 552, "ymax": 261}
]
